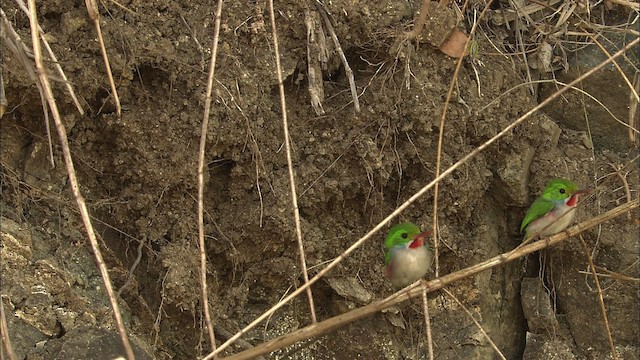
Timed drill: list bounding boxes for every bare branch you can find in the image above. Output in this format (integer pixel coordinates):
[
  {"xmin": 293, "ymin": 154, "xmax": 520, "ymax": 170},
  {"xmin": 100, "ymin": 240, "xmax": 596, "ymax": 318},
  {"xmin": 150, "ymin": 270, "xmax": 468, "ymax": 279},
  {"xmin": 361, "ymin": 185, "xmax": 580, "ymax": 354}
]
[
  {"xmin": 218, "ymin": 199, "xmax": 637, "ymax": 359},
  {"xmin": 26, "ymin": 1, "xmax": 134, "ymax": 358},
  {"xmin": 198, "ymin": 0, "xmax": 225, "ymax": 354},
  {"xmin": 268, "ymin": 0, "xmax": 317, "ymax": 323}
]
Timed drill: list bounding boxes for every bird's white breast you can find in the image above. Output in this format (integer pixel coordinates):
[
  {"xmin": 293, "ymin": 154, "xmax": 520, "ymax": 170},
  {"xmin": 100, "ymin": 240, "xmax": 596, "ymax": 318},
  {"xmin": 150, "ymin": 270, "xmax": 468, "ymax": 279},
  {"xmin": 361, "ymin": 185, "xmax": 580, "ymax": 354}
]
[
  {"xmin": 388, "ymin": 246, "xmax": 432, "ymax": 287},
  {"xmin": 527, "ymin": 201, "xmax": 577, "ymax": 237}
]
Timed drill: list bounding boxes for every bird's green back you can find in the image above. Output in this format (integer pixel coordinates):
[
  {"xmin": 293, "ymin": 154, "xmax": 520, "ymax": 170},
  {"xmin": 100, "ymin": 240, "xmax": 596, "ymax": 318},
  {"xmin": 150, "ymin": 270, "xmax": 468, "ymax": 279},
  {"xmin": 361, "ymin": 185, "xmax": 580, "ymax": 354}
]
[{"xmin": 520, "ymin": 178, "xmax": 579, "ymax": 233}]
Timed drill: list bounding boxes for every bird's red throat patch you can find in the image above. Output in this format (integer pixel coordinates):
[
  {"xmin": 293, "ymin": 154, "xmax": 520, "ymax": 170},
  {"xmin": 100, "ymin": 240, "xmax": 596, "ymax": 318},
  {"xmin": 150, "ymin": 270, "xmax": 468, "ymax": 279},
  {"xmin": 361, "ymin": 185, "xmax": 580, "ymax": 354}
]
[
  {"xmin": 409, "ymin": 237, "xmax": 424, "ymax": 248},
  {"xmin": 566, "ymin": 194, "xmax": 579, "ymax": 207},
  {"xmin": 409, "ymin": 231, "xmax": 432, "ymax": 248}
]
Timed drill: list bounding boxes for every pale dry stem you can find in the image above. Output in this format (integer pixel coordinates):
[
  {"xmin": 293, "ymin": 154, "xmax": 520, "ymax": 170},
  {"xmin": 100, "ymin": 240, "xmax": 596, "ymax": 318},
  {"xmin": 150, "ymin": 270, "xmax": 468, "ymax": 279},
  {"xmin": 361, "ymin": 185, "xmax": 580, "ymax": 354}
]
[
  {"xmin": 578, "ymin": 235, "xmax": 618, "ymax": 360},
  {"xmin": 581, "ymin": 29, "xmax": 639, "ymax": 103},
  {"xmin": 26, "ymin": 1, "xmax": 134, "ymax": 358},
  {"xmin": 216, "ymin": 199, "xmax": 638, "ymax": 359},
  {"xmin": 0, "ymin": 299, "xmax": 17, "ymax": 360},
  {"xmin": 1, "ymin": 8, "xmax": 54, "ymax": 167},
  {"xmin": 442, "ymin": 288, "xmax": 506, "ymax": 360},
  {"xmin": 85, "ymin": 0, "xmax": 121, "ymax": 117},
  {"xmin": 13, "ymin": 0, "xmax": 85, "ymax": 115},
  {"xmin": 205, "ymin": 37, "xmax": 639, "ymax": 359},
  {"xmin": 630, "ymin": 72, "xmax": 639, "ymax": 146},
  {"xmin": 197, "ymin": 0, "xmax": 225, "ymax": 354},
  {"xmin": 409, "ymin": 0, "xmax": 431, "ymax": 39},
  {"xmin": 268, "ymin": 0, "xmax": 317, "ymax": 324},
  {"xmin": 314, "ymin": 1, "xmax": 360, "ymax": 113},
  {"xmin": 479, "ymin": 79, "xmax": 639, "ymax": 134},
  {"xmin": 432, "ymin": 0, "xmax": 494, "ymax": 277},
  {"xmin": 420, "ymin": 282, "xmax": 434, "ymax": 360}
]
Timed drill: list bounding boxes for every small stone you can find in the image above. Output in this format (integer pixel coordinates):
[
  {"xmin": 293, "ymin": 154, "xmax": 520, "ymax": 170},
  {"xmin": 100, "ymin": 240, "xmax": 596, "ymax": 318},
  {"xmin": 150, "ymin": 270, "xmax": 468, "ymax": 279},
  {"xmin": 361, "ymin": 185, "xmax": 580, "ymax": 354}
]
[{"xmin": 326, "ymin": 277, "xmax": 372, "ymax": 304}]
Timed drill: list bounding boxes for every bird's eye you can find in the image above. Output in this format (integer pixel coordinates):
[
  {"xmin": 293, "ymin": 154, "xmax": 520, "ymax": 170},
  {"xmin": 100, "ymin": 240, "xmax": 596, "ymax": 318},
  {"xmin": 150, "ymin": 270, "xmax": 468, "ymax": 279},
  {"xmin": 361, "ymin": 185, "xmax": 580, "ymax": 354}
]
[
  {"xmin": 559, "ymin": 188, "xmax": 566, "ymax": 194},
  {"xmin": 401, "ymin": 233, "xmax": 408, "ymax": 239}
]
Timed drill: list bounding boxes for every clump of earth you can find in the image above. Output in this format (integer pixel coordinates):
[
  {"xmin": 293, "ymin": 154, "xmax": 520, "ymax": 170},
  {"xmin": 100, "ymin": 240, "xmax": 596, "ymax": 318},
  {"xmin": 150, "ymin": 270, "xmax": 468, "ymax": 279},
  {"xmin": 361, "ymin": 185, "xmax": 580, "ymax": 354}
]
[{"xmin": 1, "ymin": 0, "xmax": 638, "ymax": 359}]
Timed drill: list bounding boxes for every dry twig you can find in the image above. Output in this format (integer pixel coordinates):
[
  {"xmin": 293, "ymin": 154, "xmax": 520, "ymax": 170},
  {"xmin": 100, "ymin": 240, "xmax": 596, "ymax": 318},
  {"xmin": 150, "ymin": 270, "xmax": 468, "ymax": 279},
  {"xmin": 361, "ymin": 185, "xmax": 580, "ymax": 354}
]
[
  {"xmin": 197, "ymin": 0, "xmax": 225, "ymax": 353},
  {"xmin": 85, "ymin": 0, "xmax": 121, "ymax": 116},
  {"xmin": 26, "ymin": 1, "xmax": 134, "ymax": 358},
  {"xmin": 268, "ymin": 0, "xmax": 317, "ymax": 323},
  {"xmin": 214, "ymin": 199, "xmax": 637, "ymax": 359},
  {"xmin": 0, "ymin": 299, "xmax": 17, "ymax": 360},
  {"xmin": 432, "ymin": 0, "xmax": 494, "ymax": 277},
  {"xmin": 442, "ymin": 288, "xmax": 506, "ymax": 360},
  {"xmin": 421, "ymin": 282, "xmax": 434, "ymax": 360},
  {"xmin": 578, "ymin": 235, "xmax": 618, "ymax": 360},
  {"xmin": 314, "ymin": 1, "xmax": 360, "ymax": 113},
  {"xmin": 1, "ymin": 8, "xmax": 54, "ymax": 167},
  {"xmin": 204, "ymin": 37, "xmax": 639, "ymax": 359}
]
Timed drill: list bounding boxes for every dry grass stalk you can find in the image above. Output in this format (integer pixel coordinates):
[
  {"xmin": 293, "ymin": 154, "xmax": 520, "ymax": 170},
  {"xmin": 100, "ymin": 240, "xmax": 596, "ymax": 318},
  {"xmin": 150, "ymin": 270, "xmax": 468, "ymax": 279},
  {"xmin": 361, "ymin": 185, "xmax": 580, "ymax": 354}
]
[
  {"xmin": 432, "ymin": 0, "xmax": 494, "ymax": 277},
  {"xmin": 421, "ymin": 282, "xmax": 434, "ymax": 360},
  {"xmin": 581, "ymin": 30, "xmax": 639, "ymax": 103},
  {"xmin": 205, "ymin": 37, "xmax": 639, "ymax": 359},
  {"xmin": 0, "ymin": 61, "xmax": 6, "ymax": 119},
  {"xmin": 268, "ymin": 0, "xmax": 317, "ymax": 324},
  {"xmin": 215, "ymin": 199, "xmax": 637, "ymax": 359},
  {"xmin": 409, "ymin": 0, "xmax": 432, "ymax": 39},
  {"xmin": 13, "ymin": 0, "xmax": 84, "ymax": 116},
  {"xmin": 305, "ymin": 9, "xmax": 326, "ymax": 115},
  {"xmin": 314, "ymin": 1, "xmax": 360, "ymax": 113},
  {"xmin": 85, "ymin": 0, "xmax": 121, "ymax": 116},
  {"xmin": 578, "ymin": 235, "xmax": 618, "ymax": 359},
  {"xmin": 442, "ymin": 288, "xmax": 506, "ymax": 360},
  {"xmin": 1, "ymin": 9, "xmax": 54, "ymax": 167},
  {"xmin": 606, "ymin": 0, "xmax": 640, "ymax": 10},
  {"xmin": 490, "ymin": 0, "xmax": 563, "ymax": 25},
  {"xmin": 479, "ymin": 79, "xmax": 637, "ymax": 133},
  {"xmin": 197, "ymin": 0, "xmax": 225, "ymax": 353},
  {"xmin": 0, "ymin": 299, "xmax": 17, "ymax": 360},
  {"xmin": 630, "ymin": 72, "xmax": 639, "ymax": 147},
  {"xmin": 26, "ymin": 1, "xmax": 134, "ymax": 358}
]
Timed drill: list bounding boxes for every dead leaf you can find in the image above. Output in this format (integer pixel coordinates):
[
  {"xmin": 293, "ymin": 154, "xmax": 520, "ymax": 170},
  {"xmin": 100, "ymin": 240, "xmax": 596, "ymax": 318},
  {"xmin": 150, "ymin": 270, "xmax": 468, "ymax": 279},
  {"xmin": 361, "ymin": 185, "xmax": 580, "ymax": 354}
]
[{"xmin": 439, "ymin": 29, "xmax": 469, "ymax": 58}]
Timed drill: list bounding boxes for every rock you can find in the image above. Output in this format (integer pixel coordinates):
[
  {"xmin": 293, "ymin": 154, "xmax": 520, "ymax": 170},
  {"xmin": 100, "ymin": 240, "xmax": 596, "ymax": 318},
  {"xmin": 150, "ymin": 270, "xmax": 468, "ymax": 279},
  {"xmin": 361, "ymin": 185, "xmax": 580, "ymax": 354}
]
[
  {"xmin": 4, "ymin": 310, "xmax": 48, "ymax": 360},
  {"xmin": 25, "ymin": 326, "xmax": 152, "ymax": 360},
  {"xmin": 539, "ymin": 32, "xmax": 638, "ymax": 152},
  {"xmin": 326, "ymin": 277, "xmax": 372, "ymax": 304},
  {"xmin": 520, "ymin": 277, "xmax": 559, "ymax": 335},
  {"xmin": 538, "ymin": 113, "xmax": 562, "ymax": 150},
  {"xmin": 495, "ymin": 144, "xmax": 535, "ymax": 206},
  {"xmin": 522, "ymin": 332, "xmax": 577, "ymax": 360}
]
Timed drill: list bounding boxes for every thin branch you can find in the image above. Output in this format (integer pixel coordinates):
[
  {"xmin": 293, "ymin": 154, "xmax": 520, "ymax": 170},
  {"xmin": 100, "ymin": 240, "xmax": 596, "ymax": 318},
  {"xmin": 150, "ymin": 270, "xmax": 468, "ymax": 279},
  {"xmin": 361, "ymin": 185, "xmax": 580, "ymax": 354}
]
[
  {"xmin": 432, "ymin": 0, "xmax": 494, "ymax": 277},
  {"xmin": 421, "ymin": 282, "xmax": 434, "ymax": 360},
  {"xmin": 26, "ymin": 1, "xmax": 134, "ymax": 358},
  {"xmin": 409, "ymin": 0, "xmax": 431, "ymax": 39},
  {"xmin": 198, "ymin": 0, "xmax": 224, "ymax": 354},
  {"xmin": 442, "ymin": 288, "xmax": 506, "ymax": 360},
  {"xmin": 85, "ymin": 0, "xmax": 121, "ymax": 116},
  {"xmin": 268, "ymin": 0, "xmax": 317, "ymax": 323},
  {"xmin": 314, "ymin": 1, "xmax": 360, "ymax": 112},
  {"xmin": 1, "ymin": 8, "xmax": 54, "ymax": 167},
  {"xmin": 478, "ymin": 79, "xmax": 639, "ymax": 134},
  {"xmin": 12, "ymin": 0, "xmax": 84, "ymax": 115},
  {"xmin": 578, "ymin": 235, "xmax": 618, "ymax": 360},
  {"xmin": 580, "ymin": 29, "xmax": 638, "ymax": 103},
  {"xmin": 216, "ymin": 199, "xmax": 637, "ymax": 359},
  {"xmin": 205, "ymin": 37, "xmax": 639, "ymax": 359},
  {"xmin": 0, "ymin": 300, "xmax": 17, "ymax": 360}
]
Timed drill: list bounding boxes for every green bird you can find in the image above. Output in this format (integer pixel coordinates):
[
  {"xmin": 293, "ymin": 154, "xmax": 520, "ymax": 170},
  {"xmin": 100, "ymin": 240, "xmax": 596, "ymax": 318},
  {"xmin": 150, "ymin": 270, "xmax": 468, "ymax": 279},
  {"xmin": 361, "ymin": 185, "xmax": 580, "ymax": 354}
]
[
  {"xmin": 384, "ymin": 223, "xmax": 433, "ymax": 287},
  {"xmin": 520, "ymin": 178, "xmax": 587, "ymax": 239}
]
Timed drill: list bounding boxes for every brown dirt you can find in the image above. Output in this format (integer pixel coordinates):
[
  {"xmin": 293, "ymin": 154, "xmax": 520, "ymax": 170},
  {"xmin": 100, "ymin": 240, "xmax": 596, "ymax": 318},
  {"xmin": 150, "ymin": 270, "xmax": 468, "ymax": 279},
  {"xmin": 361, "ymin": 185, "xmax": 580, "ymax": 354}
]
[{"xmin": 1, "ymin": 1, "xmax": 638, "ymax": 359}]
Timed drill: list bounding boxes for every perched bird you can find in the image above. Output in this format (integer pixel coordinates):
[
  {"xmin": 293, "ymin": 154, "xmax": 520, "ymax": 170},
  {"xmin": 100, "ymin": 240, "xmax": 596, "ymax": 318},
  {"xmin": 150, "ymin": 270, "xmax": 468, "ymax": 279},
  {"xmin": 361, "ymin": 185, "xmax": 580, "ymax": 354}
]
[
  {"xmin": 384, "ymin": 223, "xmax": 433, "ymax": 287},
  {"xmin": 520, "ymin": 178, "xmax": 587, "ymax": 239}
]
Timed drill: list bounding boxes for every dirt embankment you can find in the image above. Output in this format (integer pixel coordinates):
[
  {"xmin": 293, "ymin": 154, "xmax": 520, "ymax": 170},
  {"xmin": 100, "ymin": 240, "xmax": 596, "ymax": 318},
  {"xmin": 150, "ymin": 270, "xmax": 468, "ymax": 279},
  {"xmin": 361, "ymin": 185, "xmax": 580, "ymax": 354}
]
[{"xmin": 1, "ymin": 0, "xmax": 638, "ymax": 359}]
